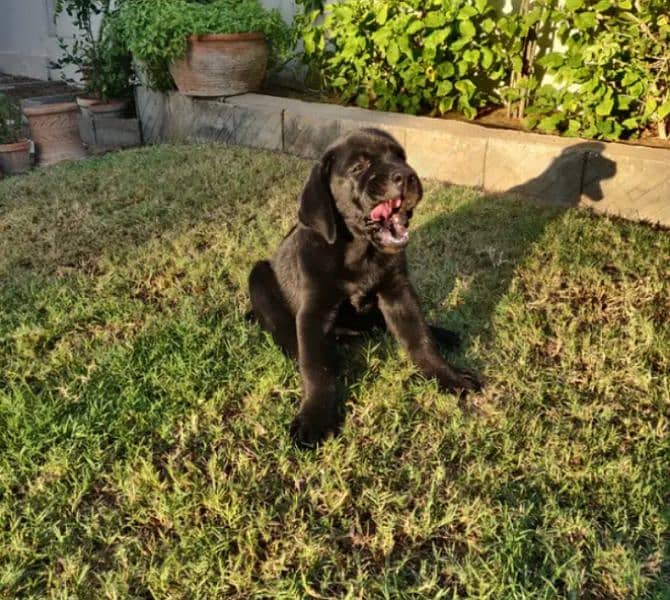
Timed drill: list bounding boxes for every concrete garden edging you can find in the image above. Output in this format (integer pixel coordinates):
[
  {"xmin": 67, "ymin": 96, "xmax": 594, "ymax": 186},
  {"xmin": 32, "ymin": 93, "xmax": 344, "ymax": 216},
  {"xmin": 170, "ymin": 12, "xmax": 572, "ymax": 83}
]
[
  {"xmin": 135, "ymin": 86, "xmax": 670, "ymax": 227},
  {"xmin": 78, "ymin": 110, "xmax": 142, "ymax": 154}
]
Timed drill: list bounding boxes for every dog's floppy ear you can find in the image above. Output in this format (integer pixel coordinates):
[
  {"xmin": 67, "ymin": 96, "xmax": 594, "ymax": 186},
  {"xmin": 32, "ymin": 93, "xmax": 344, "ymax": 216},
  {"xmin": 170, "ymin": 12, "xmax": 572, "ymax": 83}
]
[{"xmin": 298, "ymin": 154, "xmax": 337, "ymax": 244}]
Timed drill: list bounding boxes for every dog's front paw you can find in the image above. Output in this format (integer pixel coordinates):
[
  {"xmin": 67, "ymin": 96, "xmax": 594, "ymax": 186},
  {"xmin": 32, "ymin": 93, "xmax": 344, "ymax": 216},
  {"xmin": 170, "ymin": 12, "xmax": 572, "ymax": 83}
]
[
  {"xmin": 439, "ymin": 367, "xmax": 483, "ymax": 396},
  {"xmin": 289, "ymin": 401, "xmax": 341, "ymax": 450}
]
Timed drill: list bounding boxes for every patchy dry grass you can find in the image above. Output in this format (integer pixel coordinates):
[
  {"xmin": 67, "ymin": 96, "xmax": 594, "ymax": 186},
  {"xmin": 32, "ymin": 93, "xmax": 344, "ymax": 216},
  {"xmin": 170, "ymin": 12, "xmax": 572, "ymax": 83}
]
[{"xmin": 0, "ymin": 144, "xmax": 668, "ymax": 599}]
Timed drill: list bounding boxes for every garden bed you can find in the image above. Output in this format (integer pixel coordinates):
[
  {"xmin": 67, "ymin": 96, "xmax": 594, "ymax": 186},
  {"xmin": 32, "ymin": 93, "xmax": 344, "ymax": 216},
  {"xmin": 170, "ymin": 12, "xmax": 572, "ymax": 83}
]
[{"xmin": 0, "ymin": 144, "xmax": 668, "ymax": 597}]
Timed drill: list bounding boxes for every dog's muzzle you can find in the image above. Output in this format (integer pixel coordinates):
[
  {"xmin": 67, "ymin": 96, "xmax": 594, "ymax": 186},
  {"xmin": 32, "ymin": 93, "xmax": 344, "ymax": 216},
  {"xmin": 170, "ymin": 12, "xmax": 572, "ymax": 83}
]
[{"xmin": 367, "ymin": 197, "xmax": 410, "ymax": 250}]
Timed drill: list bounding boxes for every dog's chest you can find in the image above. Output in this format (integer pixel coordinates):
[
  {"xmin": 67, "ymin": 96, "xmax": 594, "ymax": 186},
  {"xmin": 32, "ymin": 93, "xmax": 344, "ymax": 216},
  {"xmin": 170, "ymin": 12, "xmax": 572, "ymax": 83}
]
[{"xmin": 342, "ymin": 243, "xmax": 389, "ymax": 306}]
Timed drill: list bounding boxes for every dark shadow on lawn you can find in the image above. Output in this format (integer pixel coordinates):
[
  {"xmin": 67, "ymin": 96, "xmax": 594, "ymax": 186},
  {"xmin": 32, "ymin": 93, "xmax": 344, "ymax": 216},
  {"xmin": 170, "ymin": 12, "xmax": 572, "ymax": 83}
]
[{"xmin": 408, "ymin": 142, "xmax": 616, "ymax": 356}]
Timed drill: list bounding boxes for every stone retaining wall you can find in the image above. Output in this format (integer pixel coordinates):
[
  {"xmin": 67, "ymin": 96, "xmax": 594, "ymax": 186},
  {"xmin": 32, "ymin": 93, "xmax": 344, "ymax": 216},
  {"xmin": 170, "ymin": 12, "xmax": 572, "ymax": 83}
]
[{"xmin": 136, "ymin": 86, "xmax": 670, "ymax": 227}]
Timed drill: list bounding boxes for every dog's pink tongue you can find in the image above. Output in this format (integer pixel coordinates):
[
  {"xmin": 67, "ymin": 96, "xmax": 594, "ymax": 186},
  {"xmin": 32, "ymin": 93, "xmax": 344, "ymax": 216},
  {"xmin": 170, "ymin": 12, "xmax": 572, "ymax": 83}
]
[
  {"xmin": 370, "ymin": 201, "xmax": 391, "ymax": 221},
  {"xmin": 370, "ymin": 199, "xmax": 400, "ymax": 221}
]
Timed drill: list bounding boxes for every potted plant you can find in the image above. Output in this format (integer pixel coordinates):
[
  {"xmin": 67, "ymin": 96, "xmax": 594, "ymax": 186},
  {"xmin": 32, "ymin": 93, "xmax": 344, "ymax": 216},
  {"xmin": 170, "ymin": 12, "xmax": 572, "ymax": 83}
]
[
  {"xmin": 119, "ymin": 0, "xmax": 292, "ymax": 97},
  {"xmin": 22, "ymin": 94, "xmax": 86, "ymax": 166},
  {"xmin": 0, "ymin": 94, "xmax": 31, "ymax": 175},
  {"xmin": 51, "ymin": 0, "xmax": 134, "ymax": 117}
]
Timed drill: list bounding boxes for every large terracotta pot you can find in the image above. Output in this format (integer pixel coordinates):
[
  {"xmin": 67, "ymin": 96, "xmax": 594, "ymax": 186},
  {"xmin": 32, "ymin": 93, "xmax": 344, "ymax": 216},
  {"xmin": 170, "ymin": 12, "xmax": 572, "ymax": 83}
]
[
  {"xmin": 22, "ymin": 95, "xmax": 86, "ymax": 166},
  {"xmin": 169, "ymin": 33, "xmax": 268, "ymax": 97},
  {"xmin": 0, "ymin": 138, "xmax": 31, "ymax": 175}
]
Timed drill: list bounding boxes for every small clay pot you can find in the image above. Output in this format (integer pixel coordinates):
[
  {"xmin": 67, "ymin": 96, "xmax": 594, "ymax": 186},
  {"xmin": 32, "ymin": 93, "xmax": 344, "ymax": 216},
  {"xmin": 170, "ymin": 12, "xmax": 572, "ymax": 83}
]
[
  {"xmin": 22, "ymin": 95, "xmax": 86, "ymax": 166},
  {"xmin": 0, "ymin": 138, "xmax": 31, "ymax": 175},
  {"xmin": 77, "ymin": 96, "xmax": 129, "ymax": 118},
  {"xmin": 169, "ymin": 33, "xmax": 268, "ymax": 97}
]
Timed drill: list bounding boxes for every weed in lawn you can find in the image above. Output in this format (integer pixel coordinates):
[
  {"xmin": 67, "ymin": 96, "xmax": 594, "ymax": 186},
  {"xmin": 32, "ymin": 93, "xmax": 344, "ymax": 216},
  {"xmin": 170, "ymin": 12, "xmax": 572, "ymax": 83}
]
[{"xmin": 0, "ymin": 144, "xmax": 668, "ymax": 598}]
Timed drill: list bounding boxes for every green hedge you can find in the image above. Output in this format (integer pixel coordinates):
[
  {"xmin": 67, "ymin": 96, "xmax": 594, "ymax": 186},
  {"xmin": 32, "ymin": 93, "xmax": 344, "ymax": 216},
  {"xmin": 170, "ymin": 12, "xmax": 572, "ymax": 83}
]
[
  {"xmin": 297, "ymin": 0, "xmax": 670, "ymax": 141},
  {"xmin": 528, "ymin": 0, "xmax": 670, "ymax": 140}
]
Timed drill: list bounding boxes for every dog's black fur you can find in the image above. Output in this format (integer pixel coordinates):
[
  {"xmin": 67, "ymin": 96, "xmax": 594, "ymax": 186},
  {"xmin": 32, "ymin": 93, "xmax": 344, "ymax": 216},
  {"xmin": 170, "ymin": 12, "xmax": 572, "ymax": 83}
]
[{"xmin": 248, "ymin": 128, "xmax": 480, "ymax": 448}]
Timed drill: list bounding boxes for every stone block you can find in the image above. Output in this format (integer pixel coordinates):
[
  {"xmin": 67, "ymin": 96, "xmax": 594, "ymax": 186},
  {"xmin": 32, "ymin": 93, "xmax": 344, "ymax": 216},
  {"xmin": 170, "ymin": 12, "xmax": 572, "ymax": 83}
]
[
  {"xmin": 404, "ymin": 118, "xmax": 488, "ymax": 186},
  {"xmin": 135, "ymin": 86, "xmax": 167, "ymax": 144},
  {"xmin": 163, "ymin": 92, "xmax": 197, "ymax": 141},
  {"xmin": 485, "ymin": 133, "xmax": 590, "ymax": 205},
  {"xmin": 187, "ymin": 99, "xmax": 236, "ymax": 144},
  {"xmin": 78, "ymin": 110, "xmax": 96, "ymax": 148},
  {"xmin": 283, "ymin": 109, "xmax": 344, "ymax": 159},
  {"xmin": 581, "ymin": 144, "xmax": 670, "ymax": 226},
  {"xmin": 282, "ymin": 100, "xmax": 408, "ymax": 158},
  {"xmin": 230, "ymin": 103, "xmax": 283, "ymax": 151},
  {"xmin": 93, "ymin": 118, "xmax": 142, "ymax": 150}
]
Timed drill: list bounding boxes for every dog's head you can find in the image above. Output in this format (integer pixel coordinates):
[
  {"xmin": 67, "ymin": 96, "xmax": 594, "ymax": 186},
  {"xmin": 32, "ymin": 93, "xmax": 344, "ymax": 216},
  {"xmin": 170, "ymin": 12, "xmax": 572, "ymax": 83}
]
[{"xmin": 298, "ymin": 128, "xmax": 423, "ymax": 253}]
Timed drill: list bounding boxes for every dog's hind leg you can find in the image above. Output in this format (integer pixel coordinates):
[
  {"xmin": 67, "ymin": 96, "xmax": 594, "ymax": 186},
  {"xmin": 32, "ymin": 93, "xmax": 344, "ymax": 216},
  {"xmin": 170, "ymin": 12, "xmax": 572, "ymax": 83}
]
[{"xmin": 248, "ymin": 260, "xmax": 298, "ymax": 359}]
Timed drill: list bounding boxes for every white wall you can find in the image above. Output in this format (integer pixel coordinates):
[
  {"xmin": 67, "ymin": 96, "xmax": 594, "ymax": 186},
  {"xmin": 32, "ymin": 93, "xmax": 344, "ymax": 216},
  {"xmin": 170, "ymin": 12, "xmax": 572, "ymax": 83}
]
[
  {"xmin": 262, "ymin": 0, "xmax": 299, "ymax": 22},
  {"xmin": 0, "ymin": 0, "xmax": 90, "ymax": 80}
]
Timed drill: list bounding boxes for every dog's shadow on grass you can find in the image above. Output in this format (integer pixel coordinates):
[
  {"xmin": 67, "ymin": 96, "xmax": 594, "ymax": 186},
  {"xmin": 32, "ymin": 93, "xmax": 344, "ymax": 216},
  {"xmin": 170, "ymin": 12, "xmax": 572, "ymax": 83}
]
[{"xmin": 408, "ymin": 142, "xmax": 616, "ymax": 358}]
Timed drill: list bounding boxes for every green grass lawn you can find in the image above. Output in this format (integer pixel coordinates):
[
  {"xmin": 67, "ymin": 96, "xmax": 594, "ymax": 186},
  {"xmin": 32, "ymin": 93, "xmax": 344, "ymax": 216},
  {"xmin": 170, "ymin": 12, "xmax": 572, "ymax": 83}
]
[{"xmin": 0, "ymin": 144, "xmax": 668, "ymax": 599}]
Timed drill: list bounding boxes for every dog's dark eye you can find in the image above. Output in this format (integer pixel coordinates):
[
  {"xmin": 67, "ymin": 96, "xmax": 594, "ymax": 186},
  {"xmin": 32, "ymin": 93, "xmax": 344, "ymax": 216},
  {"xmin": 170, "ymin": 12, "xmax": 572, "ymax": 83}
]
[{"xmin": 350, "ymin": 160, "xmax": 369, "ymax": 176}]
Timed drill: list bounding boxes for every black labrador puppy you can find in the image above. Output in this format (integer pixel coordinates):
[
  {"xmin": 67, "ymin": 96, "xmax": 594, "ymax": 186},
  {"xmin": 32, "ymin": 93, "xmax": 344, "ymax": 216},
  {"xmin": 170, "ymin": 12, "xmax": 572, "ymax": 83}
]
[{"xmin": 248, "ymin": 128, "xmax": 480, "ymax": 448}]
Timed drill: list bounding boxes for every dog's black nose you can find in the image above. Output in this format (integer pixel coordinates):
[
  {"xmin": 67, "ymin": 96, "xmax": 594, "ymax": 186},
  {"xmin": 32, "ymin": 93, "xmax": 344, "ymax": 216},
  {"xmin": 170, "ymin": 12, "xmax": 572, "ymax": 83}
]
[{"xmin": 391, "ymin": 170, "xmax": 418, "ymax": 192}]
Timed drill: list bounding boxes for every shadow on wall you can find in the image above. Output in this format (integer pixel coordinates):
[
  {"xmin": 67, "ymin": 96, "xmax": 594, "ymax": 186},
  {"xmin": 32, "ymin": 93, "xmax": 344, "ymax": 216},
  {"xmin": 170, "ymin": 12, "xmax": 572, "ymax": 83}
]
[
  {"xmin": 409, "ymin": 142, "xmax": 617, "ymax": 355},
  {"xmin": 507, "ymin": 142, "xmax": 616, "ymax": 204}
]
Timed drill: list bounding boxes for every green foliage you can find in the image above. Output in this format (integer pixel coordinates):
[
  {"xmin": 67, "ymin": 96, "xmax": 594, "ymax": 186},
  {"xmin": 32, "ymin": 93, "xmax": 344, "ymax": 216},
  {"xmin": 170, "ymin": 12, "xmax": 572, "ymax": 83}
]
[
  {"xmin": 0, "ymin": 94, "xmax": 24, "ymax": 145},
  {"xmin": 118, "ymin": 0, "xmax": 293, "ymax": 91},
  {"xmin": 52, "ymin": 0, "xmax": 134, "ymax": 101},
  {"xmin": 495, "ymin": 2, "xmax": 550, "ymax": 113},
  {"xmin": 299, "ymin": 0, "xmax": 670, "ymax": 140},
  {"xmin": 299, "ymin": 0, "xmax": 514, "ymax": 118},
  {"xmin": 524, "ymin": 0, "xmax": 670, "ymax": 140}
]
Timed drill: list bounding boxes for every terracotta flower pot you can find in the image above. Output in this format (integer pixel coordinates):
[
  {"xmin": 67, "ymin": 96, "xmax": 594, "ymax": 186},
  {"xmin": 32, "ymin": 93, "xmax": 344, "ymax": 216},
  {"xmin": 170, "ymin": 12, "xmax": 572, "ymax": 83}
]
[
  {"xmin": 169, "ymin": 33, "xmax": 268, "ymax": 97},
  {"xmin": 76, "ymin": 96, "xmax": 101, "ymax": 110},
  {"xmin": 77, "ymin": 96, "xmax": 129, "ymax": 119},
  {"xmin": 22, "ymin": 95, "xmax": 86, "ymax": 166},
  {"xmin": 89, "ymin": 99, "xmax": 129, "ymax": 118},
  {"xmin": 0, "ymin": 138, "xmax": 31, "ymax": 175}
]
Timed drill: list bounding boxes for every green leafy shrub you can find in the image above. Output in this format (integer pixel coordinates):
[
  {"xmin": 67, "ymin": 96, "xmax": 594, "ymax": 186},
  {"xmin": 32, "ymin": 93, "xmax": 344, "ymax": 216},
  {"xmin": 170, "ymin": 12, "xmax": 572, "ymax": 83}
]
[
  {"xmin": 51, "ymin": 0, "xmax": 134, "ymax": 101},
  {"xmin": 299, "ymin": 0, "xmax": 513, "ymax": 118},
  {"xmin": 119, "ymin": 0, "xmax": 293, "ymax": 91},
  {"xmin": 524, "ymin": 0, "xmax": 670, "ymax": 140},
  {"xmin": 0, "ymin": 94, "xmax": 25, "ymax": 145},
  {"xmin": 299, "ymin": 0, "xmax": 670, "ymax": 141}
]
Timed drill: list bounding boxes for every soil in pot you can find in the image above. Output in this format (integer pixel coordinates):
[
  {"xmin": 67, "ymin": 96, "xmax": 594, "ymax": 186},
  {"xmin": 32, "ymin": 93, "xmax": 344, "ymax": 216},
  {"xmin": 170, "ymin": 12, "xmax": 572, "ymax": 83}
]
[
  {"xmin": 0, "ymin": 138, "xmax": 31, "ymax": 175},
  {"xmin": 22, "ymin": 94, "xmax": 87, "ymax": 166},
  {"xmin": 169, "ymin": 33, "xmax": 268, "ymax": 97}
]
